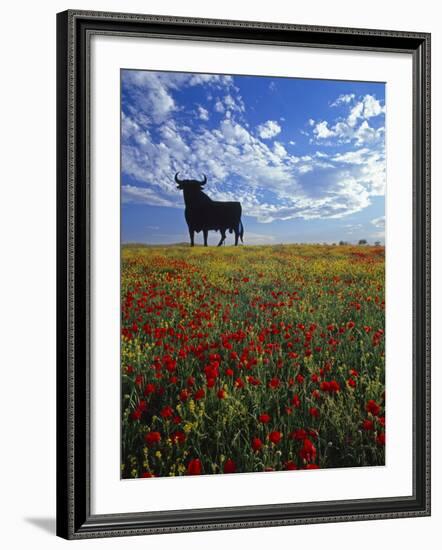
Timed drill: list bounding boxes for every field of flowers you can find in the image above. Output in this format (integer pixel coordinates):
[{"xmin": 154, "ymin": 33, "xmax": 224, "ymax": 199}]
[{"xmin": 121, "ymin": 244, "xmax": 385, "ymax": 478}]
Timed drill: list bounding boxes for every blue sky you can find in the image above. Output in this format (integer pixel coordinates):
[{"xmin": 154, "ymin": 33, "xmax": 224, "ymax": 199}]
[{"xmin": 121, "ymin": 70, "xmax": 385, "ymax": 245}]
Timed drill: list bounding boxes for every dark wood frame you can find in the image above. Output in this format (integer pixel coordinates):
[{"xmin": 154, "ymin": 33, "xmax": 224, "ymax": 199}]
[{"xmin": 56, "ymin": 9, "xmax": 431, "ymax": 539}]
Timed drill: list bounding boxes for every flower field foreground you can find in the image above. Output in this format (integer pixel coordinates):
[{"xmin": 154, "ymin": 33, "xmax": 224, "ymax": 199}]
[{"xmin": 121, "ymin": 244, "xmax": 385, "ymax": 478}]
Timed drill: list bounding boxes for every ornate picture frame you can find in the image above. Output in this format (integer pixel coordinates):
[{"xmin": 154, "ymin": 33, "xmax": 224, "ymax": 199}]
[{"xmin": 56, "ymin": 9, "xmax": 430, "ymax": 539}]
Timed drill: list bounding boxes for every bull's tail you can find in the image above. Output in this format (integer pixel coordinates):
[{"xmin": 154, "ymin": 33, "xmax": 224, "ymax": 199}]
[{"xmin": 239, "ymin": 220, "xmax": 244, "ymax": 243}]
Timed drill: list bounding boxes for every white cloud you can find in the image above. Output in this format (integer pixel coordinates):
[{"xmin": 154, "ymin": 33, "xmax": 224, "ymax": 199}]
[
  {"xmin": 122, "ymin": 70, "xmax": 233, "ymax": 124},
  {"xmin": 362, "ymin": 94, "xmax": 385, "ymax": 118},
  {"xmin": 347, "ymin": 102, "xmax": 364, "ymax": 127},
  {"xmin": 223, "ymin": 94, "xmax": 245, "ymax": 112},
  {"xmin": 219, "ymin": 119, "xmax": 252, "ymax": 145},
  {"xmin": 314, "ymin": 121, "xmax": 335, "ymax": 139},
  {"xmin": 187, "ymin": 74, "xmax": 233, "ymax": 87},
  {"xmin": 122, "ymin": 108, "xmax": 385, "ymax": 222},
  {"xmin": 224, "ymin": 95, "xmax": 235, "ymax": 108},
  {"xmin": 354, "ymin": 120, "xmax": 385, "ymax": 146},
  {"xmin": 242, "ymin": 232, "xmax": 276, "ymax": 244},
  {"xmin": 310, "ymin": 94, "xmax": 385, "ymax": 149},
  {"xmin": 332, "ymin": 148, "xmax": 385, "ymax": 196},
  {"xmin": 214, "ymin": 100, "xmax": 225, "ymax": 113},
  {"xmin": 273, "ymin": 141, "xmax": 287, "ymax": 158},
  {"xmin": 122, "ymin": 75, "xmax": 385, "ymax": 225},
  {"xmin": 197, "ymin": 106, "xmax": 209, "ymax": 120},
  {"xmin": 344, "ymin": 223, "xmax": 363, "ymax": 234},
  {"xmin": 122, "ymin": 185, "xmax": 176, "ymax": 207},
  {"xmin": 347, "ymin": 94, "xmax": 385, "ymax": 127},
  {"xmin": 371, "ymin": 216, "xmax": 385, "ymax": 228},
  {"xmin": 257, "ymin": 120, "xmax": 282, "ymax": 139},
  {"xmin": 370, "ymin": 217, "xmax": 385, "ymax": 241},
  {"xmin": 330, "ymin": 93, "xmax": 355, "ymax": 106},
  {"xmin": 333, "ymin": 148, "xmax": 371, "ymax": 165}
]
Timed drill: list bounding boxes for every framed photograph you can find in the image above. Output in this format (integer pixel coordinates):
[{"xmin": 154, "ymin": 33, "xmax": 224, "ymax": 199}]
[{"xmin": 56, "ymin": 10, "xmax": 431, "ymax": 539}]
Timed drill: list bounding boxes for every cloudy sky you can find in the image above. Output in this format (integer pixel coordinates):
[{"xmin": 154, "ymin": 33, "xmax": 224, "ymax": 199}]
[{"xmin": 121, "ymin": 69, "xmax": 385, "ymax": 245}]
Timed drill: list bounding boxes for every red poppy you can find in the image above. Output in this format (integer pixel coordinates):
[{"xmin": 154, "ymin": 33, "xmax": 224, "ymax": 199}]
[
  {"xmin": 366, "ymin": 399, "xmax": 381, "ymax": 416},
  {"xmin": 299, "ymin": 438, "xmax": 317, "ymax": 462},
  {"xmin": 187, "ymin": 458, "xmax": 202, "ymax": 475},
  {"xmin": 144, "ymin": 431, "xmax": 161, "ymax": 446},
  {"xmin": 290, "ymin": 428, "xmax": 307, "ymax": 441},
  {"xmin": 304, "ymin": 464, "xmax": 320, "ymax": 469},
  {"xmin": 165, "ymin": 358, "xmax": 177, "ymax": 373},
  {"xmin": 141, "ymin": 472, "xmax": 155, "ymax": 478},
  {"xmin": 269, "ymin": 431, "xmax": 282, "ymax": 444},
  {"xmin": 194, "ymin": 388, "xmax": 205, "ymax": 400},
  {"xmin": 160, "ymin": 405, "xmax": 173, "ymax": 418},
  {"xmin": 259, "ymin": 413, "xmax": 271, "ymax": 424},
  {"xmin": 347, "ymin": 378, "xmax": 356, "ymax": 388},
  {"xmin": 292, "ymin": 394, "xmax": 301, "ymax": 408},
  {"xmin": 252, "ymin": 437, "xmax": 263, "ymax": 452},
  {"xmin": 330, "ymin": 380, "xmax": 340, "ymax": 392},
  {"xmin": 179, "ymin": 388, "xmax": 190, "ymax": 402},
  {"xmin": 223, "ymin": 458, "xmax": 236, "ymax": 474},
  {"xmin": 171, "ymin": 431, "xmax": 186, "ymax": 445},
  {"xmin": 131, "ymin": 408, "xmax": 142, "ymax": 421},
  {"xmin": 268, "ymin": 377, "xmax": 281, "ymax": 389},
  {"xmin": 309, "ymin": 407, "xmax": 320, "ymax": 418},
  {"xmin": 217, "ymin": 388, "xmax": 226, "ymax": 399},
  {"xmin": 376, "ymin": 432, "xmax": 386, "ymax": 446},
  {"xmin": 362, "ymin": 419, "xmax": 374, "ymax": 431},
  {"xmin": 144, "ymin": 382, "xmax": 155, "ymax": 395},
  {"xmin": 284, "ymin": 460, "xmax": 298, "ymax": 470}
]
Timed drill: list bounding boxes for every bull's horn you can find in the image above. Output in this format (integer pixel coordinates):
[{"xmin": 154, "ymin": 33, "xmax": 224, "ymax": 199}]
[
  {"xmin": 200, "ymin": 174, "xmax": 207, "ymax": 185},
  {"xmin": 175, "ymin": 172, "xmax": 183, "ymax": 184}
]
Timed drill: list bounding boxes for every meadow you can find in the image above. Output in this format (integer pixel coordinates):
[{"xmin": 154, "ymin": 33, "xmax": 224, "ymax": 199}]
[{"xmin": 121, "ymin": 244, "xmax": 385, "ymax": 478}]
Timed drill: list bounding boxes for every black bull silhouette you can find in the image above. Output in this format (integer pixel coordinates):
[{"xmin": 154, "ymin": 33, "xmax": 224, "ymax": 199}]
[{"xmin": 175, "ymin": 173, "xmax": 244, "ymax": 247}]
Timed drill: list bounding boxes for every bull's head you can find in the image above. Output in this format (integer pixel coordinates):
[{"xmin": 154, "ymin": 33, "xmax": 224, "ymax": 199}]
[{"xmin": 175, "ymin": 172, "xmax": 207, "ymax": 190}]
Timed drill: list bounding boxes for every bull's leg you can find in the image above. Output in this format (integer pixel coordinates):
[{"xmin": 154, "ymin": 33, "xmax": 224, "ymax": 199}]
[
  {"xmin": 203, "ymin": 229, "xmax": 208, "ymax": 247},
  {"xmin": 189, "ymin": 228, "xmax": 195, "ymax": 247},
  {"xmin": 217, "ymin": 230, "xmax": 226, "ymax": 247},
  {"xmin": 234, "ymin": 229, "xmax": 239, "ymax": 246}
]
